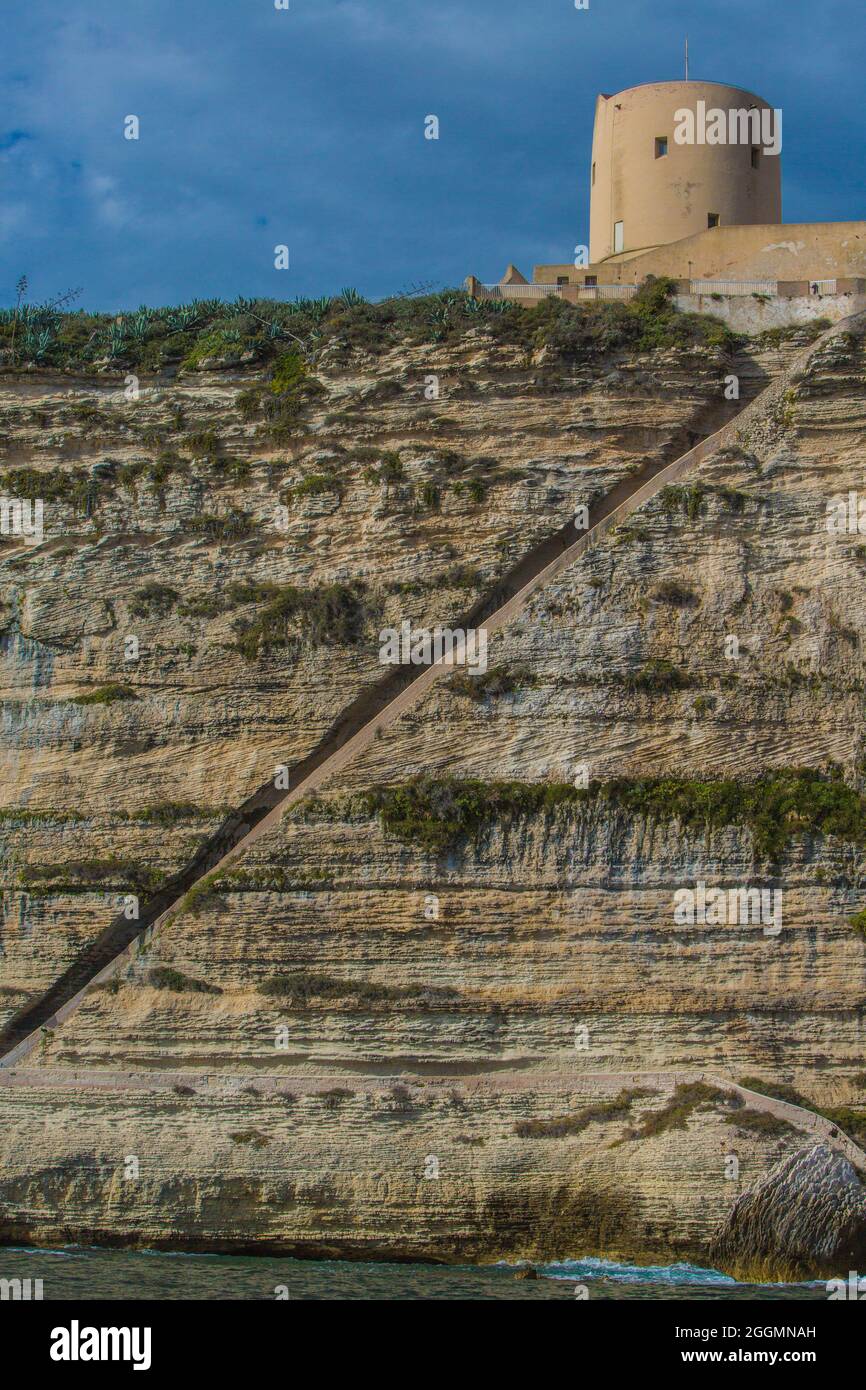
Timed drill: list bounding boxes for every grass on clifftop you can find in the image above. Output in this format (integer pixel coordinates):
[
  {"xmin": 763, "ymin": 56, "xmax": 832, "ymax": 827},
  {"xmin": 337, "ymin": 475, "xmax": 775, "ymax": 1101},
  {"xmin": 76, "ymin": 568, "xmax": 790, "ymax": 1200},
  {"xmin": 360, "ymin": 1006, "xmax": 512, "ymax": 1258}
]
[
  {"xmin": 0, "ymin": 278, "xmax": 736, "ymax": 374},
  {"xmin": 340, "ymin": 765, "xmax": 866, "ymax": 861},
  {"xmin": 495, "ymin": 276, "xmax": 737, "ymax": 359}
]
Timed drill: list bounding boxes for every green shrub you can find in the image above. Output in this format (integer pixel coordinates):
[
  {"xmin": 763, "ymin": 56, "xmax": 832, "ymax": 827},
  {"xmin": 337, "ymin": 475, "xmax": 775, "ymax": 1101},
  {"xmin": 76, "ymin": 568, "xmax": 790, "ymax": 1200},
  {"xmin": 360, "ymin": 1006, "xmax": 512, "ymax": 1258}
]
[
  {"xmin": 652, "ymin": 580, "xmax": 698, "ymax": 606},
  {"xmin": 321, "ymin": 1088, "xmax": 354, "ymax": 1110},
  {"xmin": 259, "ymin": 970, "xmax": 458, "ymax": 1009},
  {"xmin": 626, "ymin": 658, "xmax": 690, "ymax": 692},
  {"xmin": 849, "ymin": 909, "xmax": 866, "ymax": 940},
  {"xmin": 269, "ymin": 351, "xmax": 307, "ymax": 395},
  {"xmin": 283, "ymin": 472, "xmax": 339, "ymax": 502},
  {"xmin": 350, "ymin": 766, "xmax": 866, "ymax": 863},
  {"xmin": 135, "ymin": 802, "xmax": 219, "ymax": 826},
  {"xmin": 188, "ymin": 510, "xmax": 257, "ymax": 543},
  {"xmin": 659, "ymin": 484, "xmax": 707, "ymax": 520},
  {"xmin": 419, "ymin": 481, "xmax": 441, "ymax": 511},
  {"xmin": 447, "ymin": 665, "xmax": 534, "ymax": 701},
  {"xmin": 453, "ymin": 477, "xmax": 486, "ymax": 503},
  {"xmin": 819, "ymin": 1105, "xmax": 866, "ymax": 1146},
  {"xmin": 72, "ymin": 683, "xmax": 138, "ymax": 705},
  {"xmin": 229, "ymin": 1129, "xmax": 269, "ymax": 1147},
  {"xmin": 185, "ymin": 429, "xmax": 220, "ymax": 460},
  {"xmin": 625, "ymin": 1082, "xmax": 734, "ymax": 1141},
  {"xmin": 234, "ymin": 580, "xmax": 372, "ymax": 658},
  {"xmin": 129, "ymin": 583, "xmax": 179, "ymax": 617},
  {"xmin": 725, "ymin": 1109, "xmax": 797, "ymax": 1138},
  {"xmin": 147, "ymin": 966, "xmax": 222, "ymax": 995},
  {"xmin": 515, "ymin": 1089, "xmax": 653, "ymax": 1138}
]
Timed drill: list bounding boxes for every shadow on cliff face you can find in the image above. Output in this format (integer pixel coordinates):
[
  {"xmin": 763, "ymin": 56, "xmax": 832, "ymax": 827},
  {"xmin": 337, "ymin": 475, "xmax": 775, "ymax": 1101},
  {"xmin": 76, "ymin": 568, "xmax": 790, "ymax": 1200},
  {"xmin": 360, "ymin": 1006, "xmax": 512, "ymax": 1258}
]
[{"xmin": 475, "ymin": 1181, "xmax": 649, "ymax": 1265}]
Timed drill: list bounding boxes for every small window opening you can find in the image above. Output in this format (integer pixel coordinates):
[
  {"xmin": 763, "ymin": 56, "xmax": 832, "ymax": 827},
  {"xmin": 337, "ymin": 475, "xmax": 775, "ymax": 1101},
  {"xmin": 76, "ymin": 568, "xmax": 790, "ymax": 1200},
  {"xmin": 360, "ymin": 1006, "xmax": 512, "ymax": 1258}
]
[
  {"xmin": 707, "ymin": 212, "xmax": 720, "ymax": 229},
  {"xmin": 655, "ymin": 136, "xmax": 668, "ymax": 159}
]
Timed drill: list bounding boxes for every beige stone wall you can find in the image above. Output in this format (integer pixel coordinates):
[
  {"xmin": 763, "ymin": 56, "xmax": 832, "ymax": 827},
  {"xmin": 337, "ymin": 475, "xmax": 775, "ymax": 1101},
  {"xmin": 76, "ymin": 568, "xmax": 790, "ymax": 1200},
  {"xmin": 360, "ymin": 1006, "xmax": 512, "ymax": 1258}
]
[
  {"xmin": 609, "ymin": 221, "xmax": 866, "ymax": 283},
  {"xmin": 535, "ymin": 223, "xmax": 866, "ymax": 288},
  {"xmin": 589, "ymin": 81, "xmax": 782, "ymax": 263}
]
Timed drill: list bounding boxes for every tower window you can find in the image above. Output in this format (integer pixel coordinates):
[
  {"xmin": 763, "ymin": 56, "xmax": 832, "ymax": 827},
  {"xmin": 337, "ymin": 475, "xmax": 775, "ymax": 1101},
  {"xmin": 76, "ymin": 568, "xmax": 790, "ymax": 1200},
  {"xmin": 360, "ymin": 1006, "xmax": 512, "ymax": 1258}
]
[
  {"xmin": 613, "ymin": 221, "xmax": 624, "ymax": 253},
  {"xmin": 655, "ymin": 136, "xmax": 668, "ymax": 159},
  {"xmin": 592, "ymin": 161, "xmax": 596, "ymax": 185},
  {"xmin": 751, "ymin": 146, "xmax": 760, "ymax": 169},
  {"xmin": 708, "ymin": 213, "xmax": 720, "ymax": 229}
]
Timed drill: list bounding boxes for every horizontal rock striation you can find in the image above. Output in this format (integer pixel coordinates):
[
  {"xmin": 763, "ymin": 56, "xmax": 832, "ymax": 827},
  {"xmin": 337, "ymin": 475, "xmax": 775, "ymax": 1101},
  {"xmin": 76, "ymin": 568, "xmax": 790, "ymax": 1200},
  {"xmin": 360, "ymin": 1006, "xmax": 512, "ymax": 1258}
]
[{"xmin": 1, "ymin": 307, "xmax": 864, "ymax": 1269}]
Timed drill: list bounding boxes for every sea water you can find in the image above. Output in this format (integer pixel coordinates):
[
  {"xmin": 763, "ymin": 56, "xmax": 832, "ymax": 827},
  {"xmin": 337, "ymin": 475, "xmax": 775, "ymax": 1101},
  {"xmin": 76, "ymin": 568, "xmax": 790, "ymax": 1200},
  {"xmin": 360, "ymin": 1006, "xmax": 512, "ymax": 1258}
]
[{"xmin": 0, "ymin": 1247, "xmax": 827, "ymax": 1301}]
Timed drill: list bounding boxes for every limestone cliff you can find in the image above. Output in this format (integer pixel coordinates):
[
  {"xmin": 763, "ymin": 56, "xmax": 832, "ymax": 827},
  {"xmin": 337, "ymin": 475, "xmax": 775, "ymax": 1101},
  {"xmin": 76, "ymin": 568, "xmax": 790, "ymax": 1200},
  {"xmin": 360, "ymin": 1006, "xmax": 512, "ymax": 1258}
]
[{"xmin": 1, "ymin": 294, "xmax": 864, "ymax": 1274}]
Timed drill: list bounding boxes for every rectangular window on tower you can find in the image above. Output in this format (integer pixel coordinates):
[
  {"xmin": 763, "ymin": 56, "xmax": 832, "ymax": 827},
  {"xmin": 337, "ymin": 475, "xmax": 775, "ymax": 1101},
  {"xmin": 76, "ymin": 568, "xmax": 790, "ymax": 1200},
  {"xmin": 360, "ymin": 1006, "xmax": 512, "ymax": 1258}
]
[
  {"xmin": 751, "ymin": 146, "xmax": 761, "ymax": 169},
  {"xmin": 655, "ymin": 137, "xmax": 668, "ymax": 158},
  {"xmin": 592, "ymin": 162, "xmax": 596, "ymax": 185},
  {"xmin": 708, "ymin": 213, "xmax": 720, "ymax": 229},
  {"xmin": 613, "ymin": 221, "xmax": 624, "ymax": 253}
]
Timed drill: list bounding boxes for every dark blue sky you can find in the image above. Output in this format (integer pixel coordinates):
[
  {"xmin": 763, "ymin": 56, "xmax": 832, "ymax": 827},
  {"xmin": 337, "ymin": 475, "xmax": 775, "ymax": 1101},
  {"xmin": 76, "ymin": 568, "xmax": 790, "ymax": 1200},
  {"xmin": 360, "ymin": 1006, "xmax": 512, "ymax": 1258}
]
[{"xmin": 2, "ymin": 0, "xmax": 864, "ymax": 310}]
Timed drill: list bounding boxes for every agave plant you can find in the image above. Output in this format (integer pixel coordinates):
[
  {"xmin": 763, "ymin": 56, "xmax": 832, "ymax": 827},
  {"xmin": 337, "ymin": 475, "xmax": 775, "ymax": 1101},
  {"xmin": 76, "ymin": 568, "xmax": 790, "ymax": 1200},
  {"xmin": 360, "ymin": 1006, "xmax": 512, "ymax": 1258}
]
[
  {"xmin": 106, "ymin": 322, "xmax": 128, "ymax": 358},
  {"xmin": 338, "ymin": 287, "xmax": 365, "ymax": 307},
  {"xmin": 306, "ymin": 296, "xmax": 333, "ymax": 324},
  {"xmin": 128, "ymin": 308, "xmax": 153, "ymax": 341},
  {"xmin": 165, "ymin": 305, "xmax": 199, "ymax": 332},
  {"xmin": 22, "ymin": 326, "xmax": 53, "ymax": 361}
]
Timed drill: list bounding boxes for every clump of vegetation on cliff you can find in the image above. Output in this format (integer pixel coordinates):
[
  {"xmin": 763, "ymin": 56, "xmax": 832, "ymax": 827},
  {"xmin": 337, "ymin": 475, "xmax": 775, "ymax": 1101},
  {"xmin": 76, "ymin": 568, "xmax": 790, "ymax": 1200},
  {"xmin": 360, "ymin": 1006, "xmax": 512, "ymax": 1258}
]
[
  {"xmin": 1, "ymin": 466, "xmax": 106, "ymax": 516},
  {"xmin": 514, "ymin": 1088, "xmax": 653, "ymax": 1139},
  {"xmin": 359, "ymin": 777, "xmax": 584, "ymax": 851},
  {"xmin": 20, "ymin": 856, "xmax": 164, "ymax": 896},
  {"xmin": 849, "ymin": 908, "xmax": 866, "ymax": 940},
  {"xmin": 355, "ymin": 765, "xmax": 866, "ymax": 862},
  {"xmin": 446, "ymin": 664, "xmax": 536, "ymax": 701},
  {"xmin": 739, "ymin": 1076, "xmax": 866, "ymax": 1148},
  {"xmin": 259, "ymin": 969, "xmax": 458, "ymax": 1009},
  {"xmin": 619, "ymin": 1082, "xmax": 738, "ymax": 1143},
  {"xmin": 147, "ymin": 966, "xmax": 222, "ymax": 995},
  {"xmin": 489, "ymin": 276, "xmax": 738, "ymax": 360},
  {"xmin": 725, "ymin": 1109, "xmax": 798, "ymax": 1139},
  {"xmin": 233, "ymin": 579, "xmax": 375, "ymax": 657},
  {"xmin": 71, "ymin": 683, "xmax": 138, "ymax": 705}
]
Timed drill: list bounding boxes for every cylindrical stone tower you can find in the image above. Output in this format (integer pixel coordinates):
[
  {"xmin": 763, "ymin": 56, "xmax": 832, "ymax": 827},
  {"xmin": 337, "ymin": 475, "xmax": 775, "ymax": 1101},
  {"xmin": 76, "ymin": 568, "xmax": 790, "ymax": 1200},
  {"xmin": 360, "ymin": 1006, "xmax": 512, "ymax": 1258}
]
[{"xmin": 589, "ymin": 80, "xmax": 782, "ymax": 264}]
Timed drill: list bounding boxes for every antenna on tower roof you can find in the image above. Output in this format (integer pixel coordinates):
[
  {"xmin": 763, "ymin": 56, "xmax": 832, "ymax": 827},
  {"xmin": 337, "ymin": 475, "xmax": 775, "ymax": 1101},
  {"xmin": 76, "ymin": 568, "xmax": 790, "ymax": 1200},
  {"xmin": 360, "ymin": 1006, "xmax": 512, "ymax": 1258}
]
[{"xmin": 685, "ymin": 35, "xmax": 689, "ymax": 80}]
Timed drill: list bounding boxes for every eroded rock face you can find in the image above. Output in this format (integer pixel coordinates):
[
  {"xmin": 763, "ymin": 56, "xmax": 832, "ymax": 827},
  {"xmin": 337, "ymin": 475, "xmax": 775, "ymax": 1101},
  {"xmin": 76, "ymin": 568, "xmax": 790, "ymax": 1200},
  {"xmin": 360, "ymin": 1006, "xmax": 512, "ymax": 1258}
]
[
  {"xmin": 1, "ymin": 316, "xmax": 865, "ymax": 1268},
  {"xmin": 710, "ymin": 1143, "xmax": 866, "ymax": 1281},
  {"xmin": 0, "ymin": 328, "xmax": 749, "ymax": 1028}
]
